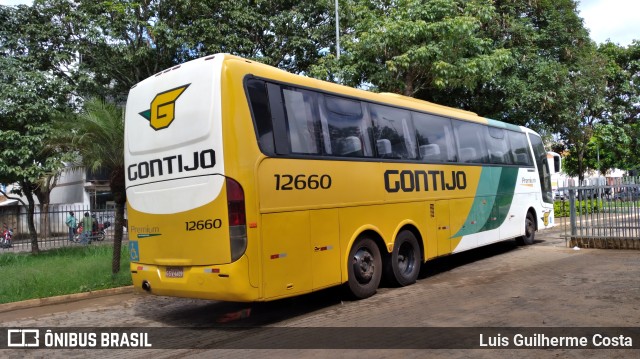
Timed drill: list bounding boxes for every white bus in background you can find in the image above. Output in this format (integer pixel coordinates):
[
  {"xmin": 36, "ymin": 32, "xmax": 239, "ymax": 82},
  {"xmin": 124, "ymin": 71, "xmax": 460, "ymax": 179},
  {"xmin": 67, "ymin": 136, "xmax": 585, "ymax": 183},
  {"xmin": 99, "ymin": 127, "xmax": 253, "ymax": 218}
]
[{"xmin": 548, "ymin": 152, "xmax": 563, "ymax": 200}]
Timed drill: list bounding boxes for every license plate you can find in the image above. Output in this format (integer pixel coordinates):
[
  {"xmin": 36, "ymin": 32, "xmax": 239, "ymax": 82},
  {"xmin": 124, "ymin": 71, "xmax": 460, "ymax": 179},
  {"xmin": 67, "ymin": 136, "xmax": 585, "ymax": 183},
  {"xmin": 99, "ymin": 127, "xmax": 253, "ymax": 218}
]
[{"xmin": 166, "ymin": 267, "xmax": 183, "ymax": 278}]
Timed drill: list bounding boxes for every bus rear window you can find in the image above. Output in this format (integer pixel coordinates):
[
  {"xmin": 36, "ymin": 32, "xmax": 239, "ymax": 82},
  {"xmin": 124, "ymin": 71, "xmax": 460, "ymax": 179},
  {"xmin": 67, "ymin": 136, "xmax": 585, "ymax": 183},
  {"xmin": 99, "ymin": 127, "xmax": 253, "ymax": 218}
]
[{"xmin": 246, "ymin": 79, "xmax": 275, "ymax": 154}]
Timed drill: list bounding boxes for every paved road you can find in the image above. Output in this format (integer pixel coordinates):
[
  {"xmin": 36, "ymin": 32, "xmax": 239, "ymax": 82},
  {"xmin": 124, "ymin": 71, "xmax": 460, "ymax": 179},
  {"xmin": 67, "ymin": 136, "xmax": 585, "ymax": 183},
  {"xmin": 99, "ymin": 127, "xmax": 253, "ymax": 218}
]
[{"xmin": 1, "ymin": 226, "xmax": 639, "ymax": 358}]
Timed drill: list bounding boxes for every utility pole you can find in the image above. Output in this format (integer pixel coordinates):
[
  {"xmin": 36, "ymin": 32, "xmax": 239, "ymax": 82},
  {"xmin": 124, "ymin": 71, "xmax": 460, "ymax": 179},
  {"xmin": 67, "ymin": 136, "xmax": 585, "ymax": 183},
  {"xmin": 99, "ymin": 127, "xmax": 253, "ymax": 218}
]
[
  {"xmin": 597, "ymin": 145, "xmax": 600, "ymax": 177},
  {"xmin": 335, "ymin": 0, "xmax": 340, "ymax": 59}
]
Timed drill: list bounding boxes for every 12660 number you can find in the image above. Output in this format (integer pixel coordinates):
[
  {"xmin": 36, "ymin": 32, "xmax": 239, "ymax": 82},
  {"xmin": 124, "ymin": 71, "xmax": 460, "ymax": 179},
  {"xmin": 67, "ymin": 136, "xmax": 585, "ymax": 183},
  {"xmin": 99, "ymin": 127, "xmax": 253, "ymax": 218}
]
[
  {"xmin": 185, "ymin": 219, "xmax": 222, "ymax": 231},
  {"xmin": 274, "ymin": 174, "xmax": 332, "ymax": 191}
]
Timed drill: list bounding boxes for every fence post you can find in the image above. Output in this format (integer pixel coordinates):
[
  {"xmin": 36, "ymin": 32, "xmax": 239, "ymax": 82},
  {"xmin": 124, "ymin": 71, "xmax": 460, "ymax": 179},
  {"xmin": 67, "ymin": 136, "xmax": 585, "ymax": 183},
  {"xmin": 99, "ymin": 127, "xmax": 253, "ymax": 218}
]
[{"xmin": 569, "ymin": 188, "xmax": 577, "ymax": 242}]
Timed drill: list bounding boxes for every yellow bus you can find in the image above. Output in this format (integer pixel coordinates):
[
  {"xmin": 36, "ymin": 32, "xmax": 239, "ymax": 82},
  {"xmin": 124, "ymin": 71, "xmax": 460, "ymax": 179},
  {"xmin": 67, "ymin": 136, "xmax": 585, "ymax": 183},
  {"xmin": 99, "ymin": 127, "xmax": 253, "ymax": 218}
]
[{"xmin": 124, "ymin": 54, "xmax": 554, "ymax": 301}]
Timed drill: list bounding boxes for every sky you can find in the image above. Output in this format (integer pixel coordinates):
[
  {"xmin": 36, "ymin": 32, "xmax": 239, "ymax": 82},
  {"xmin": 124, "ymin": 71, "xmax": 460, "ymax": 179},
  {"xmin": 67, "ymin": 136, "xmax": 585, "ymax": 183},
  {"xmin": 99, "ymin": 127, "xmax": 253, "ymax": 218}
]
[
  {"xmin": 578, "ymin": 0, "xmax": 640, "ymax": 46},
  {"xmin": 0, "ymin": 0, "xmax": 638, "ymax": 47}
]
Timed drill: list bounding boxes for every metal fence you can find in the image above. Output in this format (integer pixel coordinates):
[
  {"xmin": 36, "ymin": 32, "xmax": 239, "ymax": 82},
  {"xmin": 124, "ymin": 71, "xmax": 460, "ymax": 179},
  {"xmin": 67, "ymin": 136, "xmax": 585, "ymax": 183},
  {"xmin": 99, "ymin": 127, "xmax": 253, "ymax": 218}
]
[
  {"xmin": 0, "ymin": 204, "xmax": 127, "ymax": 253},
  {"xmin": 558, "ymin": 177, "xmax": 640, "ymax": 249}
]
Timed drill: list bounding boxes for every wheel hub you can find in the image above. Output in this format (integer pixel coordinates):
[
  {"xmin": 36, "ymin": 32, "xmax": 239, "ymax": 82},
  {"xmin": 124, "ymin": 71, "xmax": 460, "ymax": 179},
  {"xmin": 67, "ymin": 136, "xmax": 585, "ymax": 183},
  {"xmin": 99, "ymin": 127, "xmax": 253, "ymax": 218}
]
[
  {"xmin": 398, "ymin": 242, "xmax": 414, "ymax": 274},
  {"xmin": 353, "ymin": 248, "xmax": 375, "ymax": 283}
]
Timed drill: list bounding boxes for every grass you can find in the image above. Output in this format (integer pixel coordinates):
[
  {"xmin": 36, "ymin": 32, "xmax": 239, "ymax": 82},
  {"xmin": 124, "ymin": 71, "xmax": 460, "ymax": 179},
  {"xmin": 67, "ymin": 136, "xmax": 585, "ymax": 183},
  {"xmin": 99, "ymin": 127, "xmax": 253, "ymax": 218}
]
[
  {"xmin": 554, "ymin": 199, "xmax": 640, "ymax": 217},
  {"xmin": 0, "ymin": 244, "xmax": 132, "ymax": 304}
]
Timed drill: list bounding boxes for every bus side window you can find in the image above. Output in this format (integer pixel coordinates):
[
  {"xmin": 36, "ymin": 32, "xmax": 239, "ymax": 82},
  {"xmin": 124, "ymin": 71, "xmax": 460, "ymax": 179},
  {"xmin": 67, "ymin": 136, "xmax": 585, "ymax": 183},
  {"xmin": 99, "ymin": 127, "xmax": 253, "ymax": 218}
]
[
  {"xmin": 282, "ymin": 88, "xmax": 321, "ymax": 155},
  {"xmin": 508, "ymin": 131, "xmax": 533, "ymax": 166},
  {"xmin": 246, "ymin": 79, "xmax": 275, "ymax": 155},
  {"xmin": 319, "ymin": 94, "xmax": 373, "ymax": 157},
  {"xmin": 412, "ymin": 112, "xmax": 456, "ymax": 162},
  {"xmin": 369, "ymin": 104, "xmax": 417, "ymax": 160},
  {"xmin": 453, "ymin": 120, "xmax": 488, "ymax": 163},
  {"xmin": 486, "ymin": 127, "xmax": 513, "ymax": 165}
]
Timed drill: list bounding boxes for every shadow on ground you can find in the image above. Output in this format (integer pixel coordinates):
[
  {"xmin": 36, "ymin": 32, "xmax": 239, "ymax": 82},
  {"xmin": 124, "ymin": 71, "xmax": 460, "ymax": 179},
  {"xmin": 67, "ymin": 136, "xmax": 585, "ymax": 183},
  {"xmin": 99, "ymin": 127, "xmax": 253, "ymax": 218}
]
[{"xmin": 134, "ymin": 238, "xmax": 537, "ymax": 330}]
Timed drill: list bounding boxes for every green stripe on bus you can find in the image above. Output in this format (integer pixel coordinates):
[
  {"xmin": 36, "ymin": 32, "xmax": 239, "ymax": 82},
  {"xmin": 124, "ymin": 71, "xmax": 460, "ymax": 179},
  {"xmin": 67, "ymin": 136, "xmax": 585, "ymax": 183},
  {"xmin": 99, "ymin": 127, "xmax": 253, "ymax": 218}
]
[
  {"xmin": 137, "ymin": 233, "xmax": 162, "ymax": 238},
  {"xmin": 481, "ymin": 166, "xmax": 519, "ymax": 232},
  {"xmin": 452, "ymin": 166, "xmax": 519, "ymax": 237},
  {"xmin": 452, "ymin": 167, "xmax": 500, "ymax": 238}
]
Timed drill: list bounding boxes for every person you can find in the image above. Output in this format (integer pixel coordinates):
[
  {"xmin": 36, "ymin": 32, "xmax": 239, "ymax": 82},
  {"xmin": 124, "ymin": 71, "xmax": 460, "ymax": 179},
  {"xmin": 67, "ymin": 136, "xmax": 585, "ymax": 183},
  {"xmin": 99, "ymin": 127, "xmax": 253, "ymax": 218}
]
[
  {"xmin": 91, "ymin": 213, "xmax": 98, "ymax": 234},
  {"xmin": 65, "ymin": 211, "xmax": 77, "ymax": 241},
  {"xmin": 80, "ymin": 212, "xmax": 93, "ymax": 244},
  {"xmin": 1, "ymin": 223, "xmax": 12, "ymax": 248}
]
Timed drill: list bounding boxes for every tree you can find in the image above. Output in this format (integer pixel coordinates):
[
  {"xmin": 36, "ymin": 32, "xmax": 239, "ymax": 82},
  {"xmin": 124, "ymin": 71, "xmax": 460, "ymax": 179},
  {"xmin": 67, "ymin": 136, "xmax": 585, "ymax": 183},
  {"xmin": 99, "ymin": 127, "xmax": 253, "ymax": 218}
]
[
  {"xmin": 598, "ymin": 41, "xmax": 640, "ymax": 171},
  {"xmin": 552, "ymin": 46, "xmax": 609, "ymax": 182},
  {"xmin": 591, "ymin": 124, "xmax": 632, "ymax": 175},
  {"xmin": 420, "ymin": 0, "xmax": 592, "ymax": 128},
  {"xmin": 60, "ymin": 98, "xmax": 126, "ymax": 274},
  {"xmin": 599, "ymin": 41, "xmax": 640, "ymax": 124},
  {"xmin": 311, "ymin": 0, "xmax": 511, "ymax": 96},
  {"xmin": 58, "ymin": 0, "xmax": 335, "ymax": 102},
  {"xmin": 0, "ymin": 3, "xmax": 77, "ymax": 253},
  {"xmin": 562, "ymin": 40, "xmax": 640, "ymax": 178}
]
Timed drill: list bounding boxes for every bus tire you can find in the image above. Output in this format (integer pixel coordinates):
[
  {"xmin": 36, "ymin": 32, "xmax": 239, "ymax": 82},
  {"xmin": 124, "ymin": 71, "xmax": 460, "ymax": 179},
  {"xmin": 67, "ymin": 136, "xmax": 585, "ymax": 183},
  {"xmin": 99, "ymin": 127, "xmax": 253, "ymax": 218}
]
[
  {"xmin": 346, "ymin": 236, "xmax": 382, "ymax": 299},
  {"xmin": 517, "ymin": 212, "xmax": 536, "ymax": 245},
  {"xmin": 384, "ymin": 230, "xmax": 421, "ymax": 287}
]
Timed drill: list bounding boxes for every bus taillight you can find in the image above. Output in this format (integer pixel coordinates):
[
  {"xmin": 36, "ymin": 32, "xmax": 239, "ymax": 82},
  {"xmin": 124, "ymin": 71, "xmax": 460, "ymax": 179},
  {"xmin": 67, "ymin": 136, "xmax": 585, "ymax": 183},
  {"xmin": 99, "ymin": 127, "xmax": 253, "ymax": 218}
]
[{"xmin": 226, "ymin": 177, "xmax": 247, "ymax": 261}]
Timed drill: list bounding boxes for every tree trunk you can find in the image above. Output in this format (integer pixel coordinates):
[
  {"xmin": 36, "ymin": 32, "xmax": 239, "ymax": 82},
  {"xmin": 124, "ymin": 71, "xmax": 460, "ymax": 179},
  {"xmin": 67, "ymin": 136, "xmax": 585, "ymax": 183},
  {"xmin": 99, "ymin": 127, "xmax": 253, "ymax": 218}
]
[
  {"xmin": 39, "ymin": 203, "xmax": 50, "ymax": 242},
  {"xmin": 22, "ymin": 182, "xmax": 39, "ymax": 254},
  {"xmin": 403, "ymin": 71, "xmax": 414, "ymax": 97},
  {"xmin": 577, "ymin": 155, "xmax": 585, "ymax": 183},
  {"xmin": 35, "ymin": 177, "xmax": 54, "ymax": 243},
  {"xmin": 111, "ymin": 167, "xmax": 126, "ymax": 274},
  {"xmin": 112, "ymin": 199, "xmax": 125, "ymax": 274}
]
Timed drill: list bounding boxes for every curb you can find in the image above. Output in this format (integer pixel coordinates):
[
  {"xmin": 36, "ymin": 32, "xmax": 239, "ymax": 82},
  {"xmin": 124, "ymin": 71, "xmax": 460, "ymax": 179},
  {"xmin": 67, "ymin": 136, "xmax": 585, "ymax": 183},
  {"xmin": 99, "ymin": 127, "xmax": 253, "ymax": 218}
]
[{"xmin": 0, "ymin": 286, "xmax": 134, "ymax": 314}]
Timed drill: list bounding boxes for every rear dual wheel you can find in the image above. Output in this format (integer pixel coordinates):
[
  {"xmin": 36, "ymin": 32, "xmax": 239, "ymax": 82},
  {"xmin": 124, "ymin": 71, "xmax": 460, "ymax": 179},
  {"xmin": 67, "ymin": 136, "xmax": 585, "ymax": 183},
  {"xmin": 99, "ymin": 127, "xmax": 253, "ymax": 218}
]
[
  {"xmin": 384, "ymin": 230, "xmax": 421, "ymax": 287},
  {"xmin": 346, "ymin": 231, "xmax": 421, "ymax": 299}
]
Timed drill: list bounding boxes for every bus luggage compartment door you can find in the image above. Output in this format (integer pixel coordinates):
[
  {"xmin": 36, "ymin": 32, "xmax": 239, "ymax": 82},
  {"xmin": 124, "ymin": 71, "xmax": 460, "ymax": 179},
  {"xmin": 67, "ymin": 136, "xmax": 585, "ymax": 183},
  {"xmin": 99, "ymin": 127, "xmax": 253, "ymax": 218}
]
[{"xmin": 261, "ymin": 211, "xmax": 312, "ymax": 299}]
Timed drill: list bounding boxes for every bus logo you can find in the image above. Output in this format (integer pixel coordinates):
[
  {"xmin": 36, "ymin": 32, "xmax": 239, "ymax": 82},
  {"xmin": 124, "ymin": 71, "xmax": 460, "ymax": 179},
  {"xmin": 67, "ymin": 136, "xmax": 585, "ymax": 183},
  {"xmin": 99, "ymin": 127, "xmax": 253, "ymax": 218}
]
[{"xmin": 139, "ymin": 84, "xmax": 190, "ymax": 130}]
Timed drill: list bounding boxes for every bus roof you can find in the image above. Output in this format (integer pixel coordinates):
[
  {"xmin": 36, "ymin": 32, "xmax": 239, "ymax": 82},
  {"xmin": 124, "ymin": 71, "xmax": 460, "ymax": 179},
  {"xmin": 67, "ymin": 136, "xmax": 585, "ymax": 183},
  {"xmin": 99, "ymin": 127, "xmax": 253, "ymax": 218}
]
[{"xmin": 156, "ymin": 54, "xmax": 526, "ymax": 132}]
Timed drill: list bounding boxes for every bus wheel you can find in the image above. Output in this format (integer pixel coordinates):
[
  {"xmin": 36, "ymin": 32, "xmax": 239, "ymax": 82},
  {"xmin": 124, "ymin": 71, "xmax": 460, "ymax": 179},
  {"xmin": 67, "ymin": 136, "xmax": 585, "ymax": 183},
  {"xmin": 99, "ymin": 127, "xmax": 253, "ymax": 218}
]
[
  {"xmin": 517, "ymin": 212, "xmax": 536, "ymax": 245},
  {"xmin": 347, "ymin": 237, "xmax": 382, "ymax": 299},
  {"xmin": 384, "ymin": 230, "xmax": 421, "ymax": 287}
]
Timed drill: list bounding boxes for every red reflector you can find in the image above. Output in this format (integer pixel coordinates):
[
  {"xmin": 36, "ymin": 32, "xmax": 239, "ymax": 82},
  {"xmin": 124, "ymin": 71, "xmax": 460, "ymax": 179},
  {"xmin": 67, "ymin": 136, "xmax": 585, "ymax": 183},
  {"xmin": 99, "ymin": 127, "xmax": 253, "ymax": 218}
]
[
  {"xmin": 212, "ymin": 268, "xmax": 220, "ymax": 273},
  {"xmin": 270, "ymin": 254, "xmax": 279, "ymax": 259},
  {"xmin": 137, "ymin": 266, "xmax": 143, "ymax": 270}
]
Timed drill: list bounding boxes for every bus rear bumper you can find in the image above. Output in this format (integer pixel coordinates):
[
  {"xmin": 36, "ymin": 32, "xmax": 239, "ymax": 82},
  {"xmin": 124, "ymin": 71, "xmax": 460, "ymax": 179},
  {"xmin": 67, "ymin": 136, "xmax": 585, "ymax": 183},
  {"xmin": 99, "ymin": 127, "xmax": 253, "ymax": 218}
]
[{"xmin": 130, "ymin": 255, "xmax": 259, "ymax": 302}]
